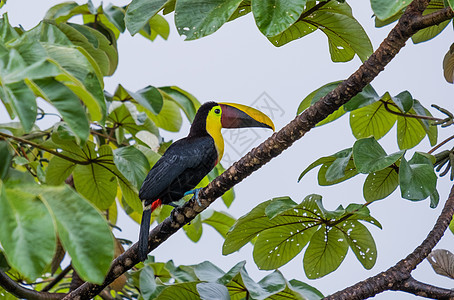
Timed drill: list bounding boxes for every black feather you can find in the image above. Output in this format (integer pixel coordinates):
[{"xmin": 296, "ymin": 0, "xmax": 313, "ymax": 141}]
[{"xmin": 138, "ymin": 207, "xmax": 151, "ymax": 261}]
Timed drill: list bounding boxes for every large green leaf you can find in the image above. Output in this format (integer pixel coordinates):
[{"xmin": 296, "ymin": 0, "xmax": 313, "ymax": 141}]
[
  {"xmin": 0, "ymin": 14, "xmax": 19, "ymax": 43},
  {"xmin": 270, "ymin": 2, "xmax": 372, "ymax": 62},
  {"xmin": 175, "ymin": 0, "xmax": 243, "ymax": 40},
  {"xmin": 39, "ymin": 185, "xmax": 114, "ymax": 284},
  {"xmin": 371, "ymin": 0, "xmax": 409, "ymax": 20},
  {"xmin": 363, "ymin": 166, "xmax": 399, "ymax": 202},
  {"xmin": 57, "ymin": 22, "xmax": 118, "ymax": 76},
  {"xmin": 252, "ymin": 0, "xmax": 306, "ymax": 36},
  {"xmin": 1, "ymin": 81, "xmax": 37, "ymax": 132},
  {"xmin": 159, "ymin": 86, "xmax": 201, "ymax": 122},
  {"xmin": 202, "ymin": 210, "xmax": 236, "ymax": 238},
  {"xmin": 183, "ymin": 214, "xmax": 203, "ymax": 243},
  {"xmin": 139, "ymin": 14, "xmax": 170, "ymax": 41},
  {"xmin": 147, "ymin": 99, "xmax": 182, "ymax": 132},
  {"xmin": 350, "ymin": 100, "xmax": 397, "ymax": 140},
  {"xmin": 352, "ymin": 137, "xmax": 404, "ymax": 173},
  {"xmin": 28, "ymin": 77, "xmax": 90, "ymax": 143},
  {"xmin": 197, "ymin": 282, "xmax": 230, "ymax": 300},
  {"xmin": 125, "ymin": 0, "xmax": 169, "ymax": 35},
  {"xmin": 0, "ymin": 183, "xmax": 56, "ymax": 280},
  {"xmin": 396, "ymin": 113, "xmax": 426, "ymax": 150},
  {"xmin": 45, "ymin": 155, "xmax": 76, "ymax": 185},
  {"xmin": 318, "ymin": 158, "xmax": 358, "ymax": 186},
  {"xmin": 113, "ymin": 146, "xmax": 150, "ymax": 189},
  {"xmin": 155, "ymin": 282, "xmax": 201, "ymax": 300},
  {"xmin": 72, "ymin": 142, "xmax": 117, "ymax": 209},
  {"xmin": 399, "ymin": 153, "xmax": 437, "ymax": 201}
]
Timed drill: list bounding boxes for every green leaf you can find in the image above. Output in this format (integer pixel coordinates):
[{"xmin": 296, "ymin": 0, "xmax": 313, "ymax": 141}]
[
  {"xmin": 159, "ymin": 86, "xmax": 201, "ymax": 122},
  {"xmin": 363, "ymin": 166, "xmax": 399, "ymax": 202},
  {"xmin": 396, "ymin": 113, "xmax": 426, "ymax": 150},
  {"xmin": 108, "ymin": 102, "xmax": 159, "ymax": 137},
  {"xmin": 353, "ymin": 137, "xmax": 404, "ymax": 173},
  {"xmin": 241, "ymin": 269, "xmax": 286, "ymax": 298},
  {"xmin": 57, "ymin": 22, "xmax": 118, "ymax": 76},
  {"xmin": 318, "ymin": 158, "xmax": 358, "ymax": 186},
  {"xmin": 194, "ymin": 261, "xmax": 225, "ymax": 282},
  {"xmin": 148, "ymin": 99, "xmax": 182, "ymax": 132},
  {"xmin": 0, "ymin": 141, "xmax": 12, "ymax": 179},
  {"xmin": 2, "ymin": 81, "xmax": 37, "ymax": 132},
  {"xmin": 298, "ymin": 156, "xmax": 335, "ymax": 182},
  {"xmin": 325, "ymin": 148, "xmax": 352, "ymax": 182},
  {"xmin": 46, "ymin": 155, "xmax": 76, "ymax": 185},
  {"xmin": 0, "ymin": 14, "xmax": 19, "ymax": 43},
  {"xmin": 340, "ymin": 220, "xmax": 377, "ymax": 269},
  {"xmin": 344, "ymin": 84, "xmax": 379, "ymax": 111},
  {"xmin": 288, "ymin": 279, "xmax": 324, "ymax": 299},
  {"xmin": 413, "ymin": 100, "xmax": 437, "ymax": 146},
  {"xmin": 264, "ymin": 196, "xmax": 298, "ymax": 219},
  {"xmin": 223, "ymin": 200, "xmax": 273, "ymax": 255},
  {"xmin": 175, "ymin": 0, "xmax": 243, "ymax": 40},
  {"xmin": 140, "ymin": 265, "xmax": 160, "ymax": 300},
  {"xmin": 392, "ymin": 91, "xmax": 413, "ymax": 113},
  {"xmin": 270, "ymin": 2, "xmax": 372, "ymax": 62},
  {"xmin": 72, "ymin": 143, "xmax": 117, "ymax": 209},
  {"xmin": 155, "ymin": 282, "xmax": 201, "ymax": 300},
  {"xmin": 201, "ymin": 210, "xmax": 236, "ymax": 238},
  {"xmin": 140, "ymin": 14, "xmax": 170, "ymax": 41},
  {"xmin": 350, "ymin": 100, "xmax": 397, "ymax": 140},
  {"xmin": 183, "ymin": 214, "xmax": 203, "ymax": 243},
  {"xmin": 412, "ymin": 2, "xmax": 449, "ymax": 43},
  {"xmin": 28, "ymin": 77, "xmax": 90, "ymax": 143},
  {"xmin": 430, "ymin": 189, "xmax": 440, "ymax": 209},
  {"xmin": 303, "ymin": 225, "xmax": 348, "ymax": 279},
  {"xmin": 371, "ymin": 0, "xmax": 409, "ymax": 20},
  {"xmin": 125, "ymin": 0, "xmax": 169, "ymax": 35},
  {"xmin": 0, "ymin": 183, "xmax": 56, "ymax": 280},
  {"xmin": 113, "ymin": 146, "xmax": 150, "ymax": 189},
  {"xmin": 197, "ymin": 282, "xmax": 230, "ymax": 300},
  {"xmin": 297, "ymin": 80, "xmax": 347, "ymax": 126},
  {"xmin": 39, "ymin": 185, "xmax": 114, "ymax": 284},
  {"xmin": 130, "ymin": 85, "xmax": 163, "ymax": 115},
  {"xmin": 103, "ymin": 4, "xmax": 126, "ymax": 33},
  {"xmin": 252, "ymin": 0, "xmax": 306, "ymax": 36},
  {"xmin": 399, "ymin": 153, "xmax": 437, "ymax": 200}
]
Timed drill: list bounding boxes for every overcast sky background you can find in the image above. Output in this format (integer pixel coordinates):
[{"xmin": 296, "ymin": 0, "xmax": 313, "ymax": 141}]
[{"xmin": 2, "ymin": 1, "xmax": 454, "ymax": 299}]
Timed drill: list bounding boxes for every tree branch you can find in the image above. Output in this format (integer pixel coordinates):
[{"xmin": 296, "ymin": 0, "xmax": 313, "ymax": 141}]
[
  {"xmin": 391, "ymin": 276, "xmax": 454, "ymax": 299},
  {"xmin": 63, "ymin": 0, "xmax": 454, "ymax": 299},
  {"xmin": 325, "ymin": 184, "xmax": 454, "ymax": 299},
  {"xmin": 0, "ymin": 270, "xmax": 65, "ymax": 300}
]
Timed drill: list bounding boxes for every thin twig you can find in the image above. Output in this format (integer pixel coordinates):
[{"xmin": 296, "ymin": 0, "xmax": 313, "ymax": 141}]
[
  {"xmin": 41, "ymin": 265, "xmax": 72, "ymax": 292},
  {"xmin": 428, "ymin": 134, "xmax": 454, "ymax": 154}
]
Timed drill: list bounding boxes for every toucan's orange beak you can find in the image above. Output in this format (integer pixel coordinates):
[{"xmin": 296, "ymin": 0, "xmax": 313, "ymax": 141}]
[{"xmin": 219, "ymin": 103, "xmax": 275, "ymax": 131}]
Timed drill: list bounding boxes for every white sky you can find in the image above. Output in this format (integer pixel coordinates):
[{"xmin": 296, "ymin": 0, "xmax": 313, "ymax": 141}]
[{"xmin": 2, "ymin": 1, "xmax": 454, "ymax": 299}]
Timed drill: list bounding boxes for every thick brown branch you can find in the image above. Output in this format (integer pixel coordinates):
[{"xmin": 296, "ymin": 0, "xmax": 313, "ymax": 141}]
[
  {"xmin": 391, "ymin": 276, "xmax": 454, "ymax": 299},
  {"xmin": 0, "ymin": 270, "xmax": 65, "ymax": 300},
  {"xmin": 63, "ymin": 0, "xmax": 454, "ymax": 299},
  {"xmin": 325, "ymin": 184, "xmax": 454, "ymax": 299}
]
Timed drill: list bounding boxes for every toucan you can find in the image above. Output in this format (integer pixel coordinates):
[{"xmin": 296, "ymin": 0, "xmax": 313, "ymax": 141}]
[{"xmin": 138, "ymin": 101, "xmax": 274, "ymax": 261}]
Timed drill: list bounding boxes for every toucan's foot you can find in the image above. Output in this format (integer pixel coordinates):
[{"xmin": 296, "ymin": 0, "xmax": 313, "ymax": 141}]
[{"xmin": 184, "ymin": 188, "xmax": 203, "ymax": 206}]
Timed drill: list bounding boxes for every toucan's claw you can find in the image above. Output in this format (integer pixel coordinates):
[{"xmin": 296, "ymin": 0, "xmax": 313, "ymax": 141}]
[{"xmin": 184, "ymin": 188, "xmax": 203, "ymax": 206}]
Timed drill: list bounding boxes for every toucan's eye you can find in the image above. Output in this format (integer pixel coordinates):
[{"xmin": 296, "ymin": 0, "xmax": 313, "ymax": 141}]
[{"xmin": 214, "ymin": 108, "xmax": 221, "ymax": 114}]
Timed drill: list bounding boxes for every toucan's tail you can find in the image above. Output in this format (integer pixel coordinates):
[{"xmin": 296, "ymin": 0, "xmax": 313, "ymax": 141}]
[
  {"xmin": 138, "ymin": 206, "xmax": 151, "ymax": 261},
  {"xmin": 138, "ymin": 199, "xmax": 161, "ymax": 261}
]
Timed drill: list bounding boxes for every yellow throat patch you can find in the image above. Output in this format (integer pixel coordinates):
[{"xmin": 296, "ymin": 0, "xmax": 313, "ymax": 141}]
[{"xmin": 205, "ymin": 105, "xmax": 224, "ymax": 162}]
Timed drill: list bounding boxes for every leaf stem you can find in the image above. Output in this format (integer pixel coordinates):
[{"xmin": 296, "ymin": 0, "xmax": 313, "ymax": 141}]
[
  {"xmin": 380, "ymin": 100, "xmax": 443, "ymax": 122},
  {"xmin": 428, "ymin": 134, "xmax": 454, "ymax": 154}
]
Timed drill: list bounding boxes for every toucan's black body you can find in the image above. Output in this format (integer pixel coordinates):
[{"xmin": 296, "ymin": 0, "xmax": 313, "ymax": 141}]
[{"xmin": 138, "ymin": 101, "xmax": 274, "ymax": 261}]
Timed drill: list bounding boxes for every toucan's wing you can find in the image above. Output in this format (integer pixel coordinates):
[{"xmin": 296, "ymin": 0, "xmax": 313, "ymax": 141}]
[{"xmin": 138, "ymin": 136, "xmax": 215, "ymax": 201}]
